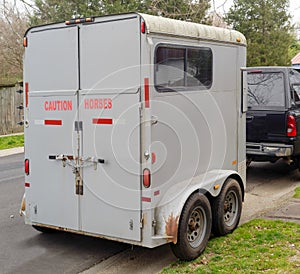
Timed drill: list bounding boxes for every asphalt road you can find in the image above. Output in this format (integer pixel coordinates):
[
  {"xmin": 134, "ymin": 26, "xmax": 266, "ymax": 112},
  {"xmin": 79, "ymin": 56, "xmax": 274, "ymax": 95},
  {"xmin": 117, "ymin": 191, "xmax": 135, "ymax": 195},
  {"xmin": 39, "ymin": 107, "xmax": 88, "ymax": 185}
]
[
  {"xmin": 1, "ymin": 154, "xmax": 299, "ymax": 274},
  {"xmin": 0, "ymin": 153, "xmax": 128, "ymax": 274}
]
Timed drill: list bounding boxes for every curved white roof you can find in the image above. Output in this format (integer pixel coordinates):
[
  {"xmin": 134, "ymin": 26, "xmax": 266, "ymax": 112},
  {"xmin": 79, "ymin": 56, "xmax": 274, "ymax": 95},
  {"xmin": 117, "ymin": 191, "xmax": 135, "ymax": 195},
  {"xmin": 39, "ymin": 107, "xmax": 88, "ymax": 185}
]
[{"xmin": 139, "ymin": 13, "xmax": 246, "ymax": 46}]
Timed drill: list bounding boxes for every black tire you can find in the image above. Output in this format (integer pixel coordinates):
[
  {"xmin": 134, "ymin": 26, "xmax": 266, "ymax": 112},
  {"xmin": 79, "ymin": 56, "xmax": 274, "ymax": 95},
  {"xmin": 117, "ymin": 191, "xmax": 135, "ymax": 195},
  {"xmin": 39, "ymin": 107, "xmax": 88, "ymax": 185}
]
[
  {"xmin": 32, "ymin": 225, "xmax": 56, "ymax": 233},
  {"xmin": 212, "ymin": 178, "xmax": 242, "ymax": 236},
  {"xmin": 170, "ymin": 192, "xmax": 212, "ymax": 261}
]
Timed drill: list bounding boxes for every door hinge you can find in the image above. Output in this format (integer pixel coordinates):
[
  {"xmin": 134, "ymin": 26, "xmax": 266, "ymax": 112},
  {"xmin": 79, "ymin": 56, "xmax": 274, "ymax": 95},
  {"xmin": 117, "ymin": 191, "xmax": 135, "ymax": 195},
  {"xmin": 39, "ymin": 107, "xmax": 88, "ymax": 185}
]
[
  {"xmin": 74, "ymin": 121, "xmax": 83, "ymax": 131},
  {"xmin": 140, "ymin": 214, "xmax": 144, "ymax": 228}
]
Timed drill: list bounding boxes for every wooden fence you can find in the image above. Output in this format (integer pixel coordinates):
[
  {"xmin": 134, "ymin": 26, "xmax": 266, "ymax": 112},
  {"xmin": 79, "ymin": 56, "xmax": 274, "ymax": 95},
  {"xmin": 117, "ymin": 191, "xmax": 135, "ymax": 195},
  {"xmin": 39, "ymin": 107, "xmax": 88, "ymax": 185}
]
[{"xmin": 0, "ymin": 85, "xmax": 23, "ymax": 135}]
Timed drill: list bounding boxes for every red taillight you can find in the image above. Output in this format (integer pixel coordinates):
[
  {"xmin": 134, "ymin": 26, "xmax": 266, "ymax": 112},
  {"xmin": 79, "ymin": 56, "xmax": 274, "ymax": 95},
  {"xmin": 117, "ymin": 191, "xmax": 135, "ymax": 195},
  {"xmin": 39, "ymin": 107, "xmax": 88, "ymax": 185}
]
[
  {"xmin": 25, "ymin": 82, "xmax": 29, "ymax": 108},
  {"xmin": 143, "ymin": 168, "xmax": 151, "ymax": 188},
  {"xmin": 151, "ymin": 152, "xmax": 156, "ymax": 164},
  {"xmin": 141, "ymin": 21, "xmax": 145, "ymax": 34},
  {"xmin": 287, "ymin": 115, "xmax": 297, "ymax": 137},
  {"xmin": 25, "ymin": 159, "xmax": 29, "ymax": 175}
]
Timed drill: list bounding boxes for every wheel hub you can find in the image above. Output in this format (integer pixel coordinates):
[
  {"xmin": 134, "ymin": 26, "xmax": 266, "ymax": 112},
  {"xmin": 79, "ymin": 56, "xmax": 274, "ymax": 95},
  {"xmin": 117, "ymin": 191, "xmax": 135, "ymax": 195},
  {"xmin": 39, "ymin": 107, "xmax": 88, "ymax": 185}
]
[
  {"xmin": 224, "ymin": 191, "xmax": 238, "ymax": 226},
  {"xmin": 186, "ymin": 206, "xmax": 206, "ymax": 248}
]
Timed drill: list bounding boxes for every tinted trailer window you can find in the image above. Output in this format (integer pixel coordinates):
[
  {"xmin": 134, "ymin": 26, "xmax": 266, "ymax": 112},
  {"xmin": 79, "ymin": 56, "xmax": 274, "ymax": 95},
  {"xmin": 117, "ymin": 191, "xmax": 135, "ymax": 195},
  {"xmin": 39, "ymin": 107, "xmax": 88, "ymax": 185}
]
[
  {"xmin": 155, "ymin": 46, "xmax": 212, "ymax": 92},
  {"xmin": 247, "ymin": 72, "xmax": 285, "ymax": 108}
]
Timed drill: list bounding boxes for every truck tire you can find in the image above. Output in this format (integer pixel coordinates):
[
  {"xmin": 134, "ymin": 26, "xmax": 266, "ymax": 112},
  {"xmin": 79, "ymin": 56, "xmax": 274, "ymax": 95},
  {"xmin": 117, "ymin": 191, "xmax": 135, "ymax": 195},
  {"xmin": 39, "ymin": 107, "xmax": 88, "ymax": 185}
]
[
  {"xmin": 170, "ymin": 192, "xmax": 212, "ymax": 261},
  {"xmin": 212, "ymin": 178, "xmax": 242, "ymax": 236}
]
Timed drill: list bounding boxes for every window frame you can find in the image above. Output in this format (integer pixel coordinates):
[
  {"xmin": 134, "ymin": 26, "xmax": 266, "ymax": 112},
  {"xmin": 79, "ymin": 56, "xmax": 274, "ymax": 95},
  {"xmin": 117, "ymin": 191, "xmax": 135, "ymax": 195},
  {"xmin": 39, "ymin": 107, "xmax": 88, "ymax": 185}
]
[{"xmin": 154, "ymin": 44, "xmax": 213, "ymax": 93}]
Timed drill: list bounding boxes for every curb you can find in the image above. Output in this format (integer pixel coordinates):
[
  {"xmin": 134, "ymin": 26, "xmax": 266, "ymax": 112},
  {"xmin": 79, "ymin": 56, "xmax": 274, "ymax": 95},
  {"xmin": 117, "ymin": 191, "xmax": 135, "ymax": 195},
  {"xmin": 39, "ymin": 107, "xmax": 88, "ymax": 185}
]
[
  {"xmin": 0, "ymin": 147, "xmax": 24, "ymax": 158},
  {"xmin": 0, "ymin": 132, "xmax": 23, "ymax": 138},
  {"xmin": 264, "ymin": 198, "xmax": 300, "ymax": 224}
]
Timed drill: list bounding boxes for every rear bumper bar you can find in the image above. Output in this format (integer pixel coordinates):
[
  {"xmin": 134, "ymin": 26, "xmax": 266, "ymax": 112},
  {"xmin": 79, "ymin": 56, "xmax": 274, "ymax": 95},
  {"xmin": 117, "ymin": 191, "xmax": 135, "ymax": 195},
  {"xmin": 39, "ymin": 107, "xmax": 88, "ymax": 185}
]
[{"xmin": 246, "ymin": 142, "xmax": 293, "ymax": 157}]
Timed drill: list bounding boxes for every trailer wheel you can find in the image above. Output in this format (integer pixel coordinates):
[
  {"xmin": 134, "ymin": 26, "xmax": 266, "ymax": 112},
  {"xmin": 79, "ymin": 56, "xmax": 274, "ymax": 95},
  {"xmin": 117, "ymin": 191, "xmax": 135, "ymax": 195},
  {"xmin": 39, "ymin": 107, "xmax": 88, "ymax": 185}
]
[
  {"xmin": 170, "ymin": 193, "xmax": 212, "ymax": 261},
  {"xmin": 212, "ymin": 178, "xmax": 242, "ymax": 236}
]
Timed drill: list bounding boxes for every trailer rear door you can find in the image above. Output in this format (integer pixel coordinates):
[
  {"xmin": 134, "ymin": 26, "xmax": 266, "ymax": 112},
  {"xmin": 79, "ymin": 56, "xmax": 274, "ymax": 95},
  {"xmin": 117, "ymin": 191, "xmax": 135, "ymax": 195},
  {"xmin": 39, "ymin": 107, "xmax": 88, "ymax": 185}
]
[
  {"xmin": 78, "ymin": 16, "xmax": 142, "ymax": 241},
  {"xmin": 24, "ymin": 26, "xmax": 79, "ymax": 230}
]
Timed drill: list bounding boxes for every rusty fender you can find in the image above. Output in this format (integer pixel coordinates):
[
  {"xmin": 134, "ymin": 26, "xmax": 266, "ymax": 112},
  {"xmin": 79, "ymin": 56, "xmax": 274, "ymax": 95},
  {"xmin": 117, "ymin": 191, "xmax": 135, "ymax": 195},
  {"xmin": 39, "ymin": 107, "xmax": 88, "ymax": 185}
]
[
  {"xmin": 20, "ymin": 193, "xmax": 26, "ymax": 217},
  {"xmin": 155, "ymin": 170, "xmax": 241, "ymax": 243},
  {"xmin": 165, "ymin": 212, "xmax": 180, "ymax": 244}
]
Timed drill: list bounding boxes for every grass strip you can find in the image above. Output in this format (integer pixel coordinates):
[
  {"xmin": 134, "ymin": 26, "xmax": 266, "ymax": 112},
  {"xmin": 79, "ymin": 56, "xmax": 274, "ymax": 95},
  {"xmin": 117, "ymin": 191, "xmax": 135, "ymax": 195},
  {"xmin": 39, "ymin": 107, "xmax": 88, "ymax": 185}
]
[
  {"xmin": 0, "ymin": 134, "xmax": 24, "ymax": 150},
  {"xmin": 161, "ymin": 219, "xmax": 300, "ymax": 273},
  {"xmin": 294, "ymin": 187, "xmax": 300, "ymax": 199}
]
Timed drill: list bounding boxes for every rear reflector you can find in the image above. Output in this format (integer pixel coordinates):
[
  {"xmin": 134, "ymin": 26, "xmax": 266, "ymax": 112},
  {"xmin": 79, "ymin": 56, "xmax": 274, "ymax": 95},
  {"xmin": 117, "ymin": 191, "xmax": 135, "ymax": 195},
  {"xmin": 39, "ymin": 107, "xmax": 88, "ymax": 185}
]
[
  {"xmin": 142, "ymin": 197, "xmax": 151, "ymax": 202},
  {"xmin": 287, "ymin": 115, "xmax": 297, "ymax": 137},
  {"xmin": 25, "ymin": 159, "xmax": 29, "ymax": 175},
  {"xmin": 25, "ymin": 82, "xmax": 29, "ymax": 108},
  {"xmin": 144, "ymin": 78, "xmax": 150, "ymax": 108},
  {"xmin": 93, "ymin": 118, "xmax": 113, "ymax": 125},
  {"xmin": 44, "ymin": 120, "xmax": 62, "ymax": 126},
  {"xmin": 25, "ymin": 182, "xmax": 30, "ymax": 188},
  {"xmin": 143, "ymin": 168, "xmax": 151, "ymax": 188}
]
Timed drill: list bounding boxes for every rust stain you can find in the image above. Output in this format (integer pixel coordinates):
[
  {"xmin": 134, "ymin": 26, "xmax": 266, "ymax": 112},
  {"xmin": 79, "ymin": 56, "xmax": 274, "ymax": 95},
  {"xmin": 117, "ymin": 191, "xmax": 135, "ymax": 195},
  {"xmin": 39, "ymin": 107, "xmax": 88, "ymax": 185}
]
[
  {"xmin": 165, "ymin": 213, "xmax": 179, "ymax": 244},
  {"xmin": 19, "ymin": 193, "xmax": 26, "ymax": 216}
]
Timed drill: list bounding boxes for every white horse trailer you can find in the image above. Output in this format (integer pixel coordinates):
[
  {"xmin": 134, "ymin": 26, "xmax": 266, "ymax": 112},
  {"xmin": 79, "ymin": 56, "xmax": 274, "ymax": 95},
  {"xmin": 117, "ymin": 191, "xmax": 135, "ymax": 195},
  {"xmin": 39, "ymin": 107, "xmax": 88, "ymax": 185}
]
[{"xmin": 21, "ymin": 13, "xmax": 247, "ymax": 260}]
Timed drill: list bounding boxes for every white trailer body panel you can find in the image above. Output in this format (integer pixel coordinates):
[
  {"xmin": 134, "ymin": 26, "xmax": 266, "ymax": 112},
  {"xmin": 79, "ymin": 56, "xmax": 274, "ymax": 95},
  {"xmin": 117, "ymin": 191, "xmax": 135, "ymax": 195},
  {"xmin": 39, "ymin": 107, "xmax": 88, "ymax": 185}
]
[{"xmin": 23, "ymin": 13, "xmax": 246, "ymax": 251}]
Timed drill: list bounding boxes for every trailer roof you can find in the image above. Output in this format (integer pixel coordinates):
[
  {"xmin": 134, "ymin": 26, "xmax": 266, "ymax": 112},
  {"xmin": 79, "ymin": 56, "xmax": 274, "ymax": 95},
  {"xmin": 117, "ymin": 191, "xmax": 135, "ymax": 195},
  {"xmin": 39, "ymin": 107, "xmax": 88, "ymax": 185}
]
[
  {"xmin": 24, "ymin": 13, "xmax": 246, "ymax": 47},
  {"xmin": 139, "ymin": 13, "xmax": 246, "ymax": 46}
]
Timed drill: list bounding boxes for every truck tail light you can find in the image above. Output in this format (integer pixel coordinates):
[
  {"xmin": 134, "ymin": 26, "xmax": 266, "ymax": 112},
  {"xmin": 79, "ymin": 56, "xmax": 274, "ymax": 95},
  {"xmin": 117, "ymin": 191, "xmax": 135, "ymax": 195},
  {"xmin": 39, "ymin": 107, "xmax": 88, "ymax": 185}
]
[
  {"xmin": 143, "ymin": 168, "xmax": 151, "ymax": 188},
  {"xmin": 25, "ymin": 159, "xmax": 29, "ymax": 175},
  {"xmin": 287, "ymin": 115, "xmax": 297, "ymax": 137}
]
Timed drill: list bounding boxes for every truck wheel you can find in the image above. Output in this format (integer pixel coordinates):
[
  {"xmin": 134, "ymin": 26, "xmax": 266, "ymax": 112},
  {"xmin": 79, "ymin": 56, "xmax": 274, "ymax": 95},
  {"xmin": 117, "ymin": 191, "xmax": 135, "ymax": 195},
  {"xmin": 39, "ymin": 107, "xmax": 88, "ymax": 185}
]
[
  {"xmin": 212, "ymin": 178, "xmax": 242, "ymax": 236},
  {"xmin": 170, "ymin": 193, "xmax": 212, "ymax": 261}
]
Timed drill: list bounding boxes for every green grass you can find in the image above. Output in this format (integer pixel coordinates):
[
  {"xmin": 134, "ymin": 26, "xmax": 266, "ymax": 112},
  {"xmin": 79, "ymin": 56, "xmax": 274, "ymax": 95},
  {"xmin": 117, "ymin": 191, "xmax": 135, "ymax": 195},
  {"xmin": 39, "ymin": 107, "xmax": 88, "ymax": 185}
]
[
  {"xmin": 294, "ymin": 187, "xmax": 300, "ymax": 199},
  {"xmin": 0, "ymin": 75, "xmax": 22, "ymax": 87},
  {"xmin": 161, "ymin": 219, "xmax": 300, "ymax": 273},
  {"xmin": 0, "ymin": 134, "xmax": 24, "ymax": 150}
]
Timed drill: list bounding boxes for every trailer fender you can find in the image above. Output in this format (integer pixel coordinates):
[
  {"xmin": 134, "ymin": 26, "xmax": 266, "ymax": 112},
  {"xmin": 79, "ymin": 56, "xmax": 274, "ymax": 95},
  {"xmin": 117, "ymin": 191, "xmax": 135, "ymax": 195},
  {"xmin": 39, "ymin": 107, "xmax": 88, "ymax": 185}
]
[{"xmin": 154, "ymin": 170, "xmax": 243, "ymax": 244}]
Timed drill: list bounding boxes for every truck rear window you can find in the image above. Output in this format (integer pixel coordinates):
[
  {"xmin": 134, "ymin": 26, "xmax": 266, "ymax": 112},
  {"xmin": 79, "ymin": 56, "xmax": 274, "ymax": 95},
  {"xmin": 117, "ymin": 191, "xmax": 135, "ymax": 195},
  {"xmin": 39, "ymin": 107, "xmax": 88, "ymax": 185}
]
[
  {"xmin": 155, "ymin": 46, "xmax": 212, "ymax": 92},
  {"xmin": 247, "ymin": 72, "xmax": 285, "ymax": 108}
]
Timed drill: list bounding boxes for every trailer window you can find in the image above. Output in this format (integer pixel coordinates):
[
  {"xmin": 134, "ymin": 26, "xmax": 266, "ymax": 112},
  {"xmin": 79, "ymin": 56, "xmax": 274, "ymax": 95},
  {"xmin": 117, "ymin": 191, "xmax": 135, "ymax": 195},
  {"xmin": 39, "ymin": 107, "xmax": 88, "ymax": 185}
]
[{"xmin": 155, "ymin": 46, "xmax": 212, "ymax": 92}]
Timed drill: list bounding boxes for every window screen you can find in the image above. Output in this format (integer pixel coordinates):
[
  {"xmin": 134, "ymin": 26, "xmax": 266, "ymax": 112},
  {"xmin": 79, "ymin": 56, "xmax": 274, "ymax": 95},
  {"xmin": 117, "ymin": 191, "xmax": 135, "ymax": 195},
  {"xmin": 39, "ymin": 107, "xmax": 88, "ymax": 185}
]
[{"xmin": 155, "ymin": 46, "xmax": 212, "ymax": 92}]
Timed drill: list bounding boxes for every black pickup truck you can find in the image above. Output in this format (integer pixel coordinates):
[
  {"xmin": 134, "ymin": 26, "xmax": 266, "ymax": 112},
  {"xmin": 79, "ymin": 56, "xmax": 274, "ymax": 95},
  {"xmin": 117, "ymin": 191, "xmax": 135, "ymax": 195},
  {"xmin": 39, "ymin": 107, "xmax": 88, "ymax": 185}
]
[{"xmin": 246, "ymin": 67, "xmax": 300, "ymax": 167}]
